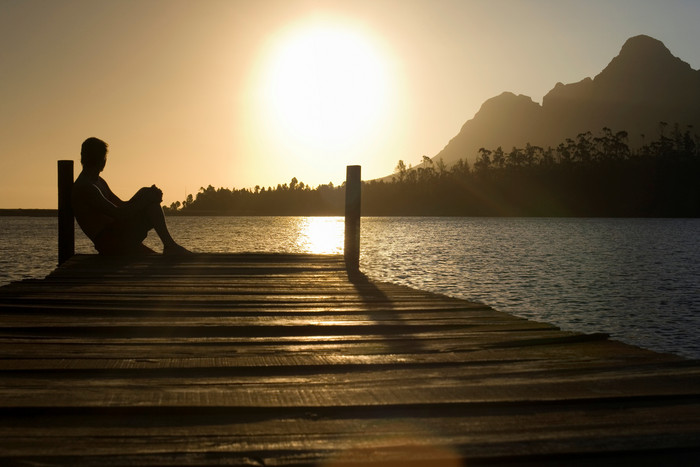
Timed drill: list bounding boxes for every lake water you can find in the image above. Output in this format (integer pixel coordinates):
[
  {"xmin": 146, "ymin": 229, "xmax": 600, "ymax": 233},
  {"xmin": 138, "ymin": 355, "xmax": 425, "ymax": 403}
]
[{"xmin": 1, "ymin": 216, "xmax": 698, "ymax": 359}]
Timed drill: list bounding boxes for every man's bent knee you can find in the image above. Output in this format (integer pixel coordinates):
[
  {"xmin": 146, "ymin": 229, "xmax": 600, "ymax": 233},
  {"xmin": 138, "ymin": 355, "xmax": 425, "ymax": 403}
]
[{"xmin": 131, "ymin": 186, "xmax": 162, "ymax": 206}]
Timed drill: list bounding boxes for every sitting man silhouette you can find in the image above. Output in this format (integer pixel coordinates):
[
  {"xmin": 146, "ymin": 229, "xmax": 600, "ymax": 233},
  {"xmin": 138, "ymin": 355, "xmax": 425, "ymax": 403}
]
[{"xmin": 72, "ymin": 137, "xmax": 190, "ymax": 256}]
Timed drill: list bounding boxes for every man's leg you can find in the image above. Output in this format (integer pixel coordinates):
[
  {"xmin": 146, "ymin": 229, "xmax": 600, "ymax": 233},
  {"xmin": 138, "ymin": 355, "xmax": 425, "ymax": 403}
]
[
  {"xmin": 129, "ymin": 187, "xmax": 189, "ymax": 254},
  {"xmin": 145, "ymin": 202, "xmax": 190, "ymax": 254}
]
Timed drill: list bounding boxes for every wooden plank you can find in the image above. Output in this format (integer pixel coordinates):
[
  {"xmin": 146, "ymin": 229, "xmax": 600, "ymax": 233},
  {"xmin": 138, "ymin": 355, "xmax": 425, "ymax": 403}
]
[
  {"xmin": 1, "ymin": 381, "xmax": 698, "ymax": 409},
  {"xmin": 2, "ymin": 360, "xmax": 698, "ymax": 395},
  {"xmin": 1, "ymin": 404, "xmax": 699, "ymax": 460},
  {"xmin": 0, "ymin": 252, "xmax": 698, "ymax": 465}
]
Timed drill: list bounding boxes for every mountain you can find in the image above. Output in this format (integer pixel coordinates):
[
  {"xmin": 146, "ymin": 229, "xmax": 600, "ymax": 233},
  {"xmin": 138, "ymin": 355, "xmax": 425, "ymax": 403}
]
[{"xmin": 432, "ymin": 35, "xmax": 700, "ymax": 167}]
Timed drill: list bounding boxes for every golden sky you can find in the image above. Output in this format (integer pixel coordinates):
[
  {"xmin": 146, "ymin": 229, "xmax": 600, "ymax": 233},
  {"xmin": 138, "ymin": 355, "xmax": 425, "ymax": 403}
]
[{"xmin": 2, "ymin": 0, "xmax": 699, "ymax": 208}]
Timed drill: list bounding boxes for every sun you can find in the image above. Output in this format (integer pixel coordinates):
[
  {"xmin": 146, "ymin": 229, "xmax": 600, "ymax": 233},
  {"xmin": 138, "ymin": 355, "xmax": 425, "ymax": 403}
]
[{"xmin": 253, "ymin": 17, "xmax": 394, "ymax": 173}]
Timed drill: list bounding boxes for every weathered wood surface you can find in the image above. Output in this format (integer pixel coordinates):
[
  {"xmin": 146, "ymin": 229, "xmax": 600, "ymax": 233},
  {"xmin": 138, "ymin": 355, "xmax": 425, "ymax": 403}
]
[{"xmin": 0, "ymin": 253, "xmax": 698, "ymax": 466}]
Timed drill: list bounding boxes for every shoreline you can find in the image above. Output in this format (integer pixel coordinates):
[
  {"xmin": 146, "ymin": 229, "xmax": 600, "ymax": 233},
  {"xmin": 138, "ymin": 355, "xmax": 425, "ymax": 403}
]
[
  {"xmin": 2, "ymin": 209, "xmax": 698, "ymax": 219},
  {"xmin": 0, "ymin": 209, "xmax": 57, "ymax": 217}
]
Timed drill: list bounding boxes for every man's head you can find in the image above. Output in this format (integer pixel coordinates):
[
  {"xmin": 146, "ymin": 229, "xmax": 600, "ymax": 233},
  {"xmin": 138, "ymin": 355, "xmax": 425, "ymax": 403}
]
[{"xmin": 80, "ymin": 137, "xmax": 108, "ymax": 170}]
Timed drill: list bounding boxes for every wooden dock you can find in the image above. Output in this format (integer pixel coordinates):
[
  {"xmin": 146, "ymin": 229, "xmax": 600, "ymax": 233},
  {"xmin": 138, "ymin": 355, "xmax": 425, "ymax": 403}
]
[{"xmin": 0, "ymin": 253, "xmax": 699, "ymax": 466}]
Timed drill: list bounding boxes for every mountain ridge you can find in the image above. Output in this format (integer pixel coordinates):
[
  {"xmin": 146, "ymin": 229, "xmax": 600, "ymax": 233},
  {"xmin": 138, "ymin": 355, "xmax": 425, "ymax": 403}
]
[{"xmin": 431, "ymin": 34, "xmax": 700, "ymax": 168}]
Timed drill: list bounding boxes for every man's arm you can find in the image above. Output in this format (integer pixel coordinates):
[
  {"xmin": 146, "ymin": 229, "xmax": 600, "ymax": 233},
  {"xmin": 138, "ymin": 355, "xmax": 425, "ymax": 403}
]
[
  {"xmin": 73, "ymin": 181, "xmax": 122, "ymax": 220},
  {"xmin": 96, "ymin": 178, "xmax": 125, "ymax": 207}
]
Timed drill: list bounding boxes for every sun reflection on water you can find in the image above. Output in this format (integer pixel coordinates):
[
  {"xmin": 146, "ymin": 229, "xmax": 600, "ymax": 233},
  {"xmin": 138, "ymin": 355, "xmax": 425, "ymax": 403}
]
[{"xmin": 294, "ymin": 217, "xmax": 344, "ymax": 254}]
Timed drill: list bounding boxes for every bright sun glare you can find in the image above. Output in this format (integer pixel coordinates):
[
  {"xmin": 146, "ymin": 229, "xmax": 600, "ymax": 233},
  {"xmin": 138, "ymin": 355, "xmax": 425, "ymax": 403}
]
[
  {"xmin": 256, "ymin": 18, "xmax": 393, "ymax": 170},
  {"xmin": 296, "ymin": 217, "xmax": 344, "ymax": 255}
]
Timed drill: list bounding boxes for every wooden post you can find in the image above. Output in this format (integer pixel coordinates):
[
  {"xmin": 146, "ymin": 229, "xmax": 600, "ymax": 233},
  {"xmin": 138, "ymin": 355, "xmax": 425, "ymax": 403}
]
[
  {"xmin": 344, "ymin": 165, "xmax": 361, "ymax": 271},
  {"xmin": 58, "ymin": 160, "xmax": 74, "ymax": 265}
]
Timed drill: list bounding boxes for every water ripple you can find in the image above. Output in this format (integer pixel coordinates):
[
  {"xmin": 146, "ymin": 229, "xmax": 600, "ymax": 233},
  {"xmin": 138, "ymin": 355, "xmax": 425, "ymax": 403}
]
[{"xmin": 1, "ymin": 216, "xmax": 698, "ymax": 359}]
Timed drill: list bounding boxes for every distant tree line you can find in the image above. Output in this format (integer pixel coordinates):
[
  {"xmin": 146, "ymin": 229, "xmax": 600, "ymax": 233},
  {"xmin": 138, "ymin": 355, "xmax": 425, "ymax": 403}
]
[
  {"xmin": 165, "ymin": 177, "xmax": 345, "ymax": 216},
  {"xmin": 166, "ymin": 123, "xmax": 700, "ymax": 217}
]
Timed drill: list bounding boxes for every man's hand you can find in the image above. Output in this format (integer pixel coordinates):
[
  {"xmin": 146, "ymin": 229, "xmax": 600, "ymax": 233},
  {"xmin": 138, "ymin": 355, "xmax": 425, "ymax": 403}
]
[{"xmin": 125, "ymin": 185, "xmax": 164, "ymax": 213}]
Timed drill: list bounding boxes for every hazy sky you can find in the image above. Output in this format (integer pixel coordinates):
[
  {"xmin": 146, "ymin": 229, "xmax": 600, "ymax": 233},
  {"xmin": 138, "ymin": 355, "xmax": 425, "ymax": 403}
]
[{"xmin": 2, "ymin": 0, "xmax": 699, "ymax": 208}]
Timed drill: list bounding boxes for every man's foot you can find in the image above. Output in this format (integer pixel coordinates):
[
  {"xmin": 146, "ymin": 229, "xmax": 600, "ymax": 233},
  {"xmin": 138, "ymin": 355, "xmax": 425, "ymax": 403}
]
[
  {"xmin": 138, "ymin": 244, "xmax": 158, "ymax": 255},
  {"xmin": 163, "ymin": 243, "xmax": 192, "ymax": 255}
]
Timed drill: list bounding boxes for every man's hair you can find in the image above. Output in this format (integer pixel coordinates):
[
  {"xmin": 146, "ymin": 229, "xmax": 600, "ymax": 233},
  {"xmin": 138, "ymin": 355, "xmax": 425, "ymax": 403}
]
[{"xmin": 80, "ymin": 137, "xmax": 108, "ymax": 168}]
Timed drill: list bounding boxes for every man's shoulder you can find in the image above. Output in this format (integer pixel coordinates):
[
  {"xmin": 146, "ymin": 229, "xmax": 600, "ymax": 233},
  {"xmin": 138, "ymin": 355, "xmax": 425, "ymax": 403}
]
[
  {"xmin": 73, "ymin": 175, "xmax": 89, "ymax": 190},
  {"xmin": 73, "ymin": 175, "xmax": 102, "ymax": 197},
  {"xmin": 74, "ymin": 172, "xmax": 103, "ymax": 187}
]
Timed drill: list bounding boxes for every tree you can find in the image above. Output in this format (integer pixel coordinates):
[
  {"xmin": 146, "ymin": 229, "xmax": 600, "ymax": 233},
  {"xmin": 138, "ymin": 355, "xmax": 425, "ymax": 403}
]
[
  {"xmin": 507, "ymin": 147, "xmax": 522, "ymax": 168},
  {"xmin": 418, "ymin": 155, "xmax": 436, "ymax": 182},
  {"xmin": 474, "ymin": 148, "xmax": 492, "ymax": 172},
  {"xmin": 394, "ymin": 160, "xmax": 408, "ymax": 183},
  {"xmin": 524, "ymin": 143, "xmax": 542, "ymax": 166},
  {"xmin": 435, "ymin": 157, "xmax": 447, "ymax": 176},
  {"xmin": 573, "ymin": 132, "xmax": 594, "ymax": 163},
  {"xmin": 492, "ymin": 147, "xmax": 505, "ymax": 169}
]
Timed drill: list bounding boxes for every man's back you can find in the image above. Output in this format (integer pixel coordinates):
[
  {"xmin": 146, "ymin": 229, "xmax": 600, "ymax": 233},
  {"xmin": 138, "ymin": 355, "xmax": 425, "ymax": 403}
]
[{"xmin": 72, "ymin": 173, "xmax": 116, "ymax": 242}]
